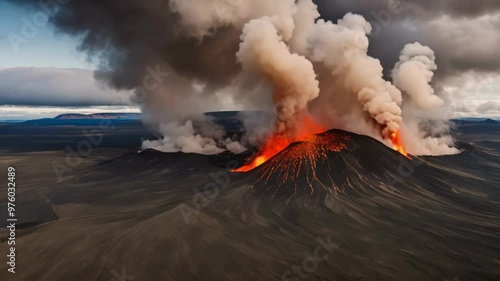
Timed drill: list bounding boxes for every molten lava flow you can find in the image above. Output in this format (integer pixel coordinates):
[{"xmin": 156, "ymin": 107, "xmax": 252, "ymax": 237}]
[
  {"xmin": 249, "ymin": 131, "xmax": 351, "ymax": 197},
  {"xmin": 389, "ymin": 131, "xmax": 409, "ymax": 158},
  {"xmin": 233, "ymin": 134, "xmax": 289, "ymax": 172},
  {"xmin": 258, "ymin": 132, "xmax": 351, "ymax": 195},
  {"xmin": 233, "ymin": 116, "xmax": 326, "ymax": 172}
]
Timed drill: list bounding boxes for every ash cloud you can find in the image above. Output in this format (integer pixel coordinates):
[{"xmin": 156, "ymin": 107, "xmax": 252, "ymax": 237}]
[
  {"xmin": 315, "ymin": 0, "xmax": 500, "ymax": 19},
  {"xmin": 314, "ymin": 0, "xmax": 500, "ymax": 81},
  {"xmin": 9, "ymin": 0, "xmax": 498, "ymax": 155},
  {"xmin": 11, "ymin": 0, "xmax": 500, "ymax": 84},
  {"xmin": 407, "ymin": 0, "xmax": 500, "ymax": 18}
]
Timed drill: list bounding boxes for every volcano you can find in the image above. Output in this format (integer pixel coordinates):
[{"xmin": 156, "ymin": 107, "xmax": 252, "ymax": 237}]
[
  {"xmin": 229, "ymin": 129, "xmax": 414, "ymax": 199},
  {"xmin": 2, "ymin": 128, "xmax": 500, "ymax": 281}
]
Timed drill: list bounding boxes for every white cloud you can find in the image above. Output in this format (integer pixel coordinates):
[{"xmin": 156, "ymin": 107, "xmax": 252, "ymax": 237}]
[
  {"xmin": 451, "ymin": 101, "xmax": 500, "ymax": 118},
  {"xmin": 477, "ymin": 100, "xmax": 500, "ymax": 113},
  {"xmin": 0, "ymin": 105, "xmax": 140, "ymax": 120},
  {"xmin": 0, "ymin": 67, "xmax": 134, "ymax": 106}
]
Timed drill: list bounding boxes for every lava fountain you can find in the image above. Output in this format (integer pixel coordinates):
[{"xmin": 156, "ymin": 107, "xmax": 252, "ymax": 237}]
[
  {"xmin": 233, "ymin": 116, "xmax": 410, "ymax": 173},
  {"xmin": 389, "ymin": 131, "xmax": 409, "ymax": 158},
  {"xmin": 255, "ymin": 131, "xmax": 351, "ymax": 195},
  {"xmin": 233, "ymin": 116, "xmax": 326, "ymax": 172}
]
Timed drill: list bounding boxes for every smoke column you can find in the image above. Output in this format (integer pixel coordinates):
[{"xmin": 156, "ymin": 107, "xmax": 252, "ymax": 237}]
[
  {"xmin": 393, "ymin": 43, "xmax": 444, "ymax": 109},
  {"xmin": 237, "ymin": 15, "xmax": 320, "ymax": 137},
  {"xmin": 12, "ymin": 0, "xmax": 460, "ymax": 156},
  {"xmin": 392, "ymin": 43, "xmax": 459, "ymax": 155}
]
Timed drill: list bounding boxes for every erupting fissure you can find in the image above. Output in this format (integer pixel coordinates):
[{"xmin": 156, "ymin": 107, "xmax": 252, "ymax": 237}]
[
  {"xmin": 233, "ymin": 124, "xmax": 410, "ymax": 173},
  {"xmin": 389, "ymin": 131, "xmax": 409, "ymax": 158},
  {"xmin": 256, "ymin": 132, "xmax": 351, "ymax": 196},
  {"xmin": 233, "ymin": 116, "xmax": 326, "ymax": 172}
]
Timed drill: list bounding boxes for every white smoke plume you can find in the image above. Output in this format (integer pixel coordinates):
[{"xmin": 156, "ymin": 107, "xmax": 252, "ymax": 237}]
[
  {"xmin": 400, "ymin": 118, "xmax": 460, "ymax": 156},
  {"xmin": 391, "ymin": 42, "xmax": 458, "ymax": 155},
  {"xmin": 393, "ymin": 43, "xmax": 444, "ymax": 109},
  {"xmin": 284, "ymin": 7, "xmax": 404, "ymax": 139},
  {"xmin": 236, "ymin": 15, "xmax": 320, "ymax": 136},
  {"xmin": 135, "ymin": 0, "xmax": 458, "ymax": 156},
  {"xmin": 142, "ymin": 119, "xmax": 245, "ymax": 154},
  {"xmin": 142, "ymin": 120, "xmax": 223, "ymax": 154}
]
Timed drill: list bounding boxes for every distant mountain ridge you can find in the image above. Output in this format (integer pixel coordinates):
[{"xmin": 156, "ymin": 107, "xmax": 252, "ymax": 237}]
[
  {"xmin": 55, "ymin": 113, "xmax": 141, "ymax": 120},
  {"xmin": 22, "ymin": 113, "xmax": 142, "ymax": 126},
  {"xmin": 451, "ymin": 118, "xmax": 499, "ymax": 125},
  {"xmin": 481, "ymin": 118, "xmax": 499, "ymax": 124}
]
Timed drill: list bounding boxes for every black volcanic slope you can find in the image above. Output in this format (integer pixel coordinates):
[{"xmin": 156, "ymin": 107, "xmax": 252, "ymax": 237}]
[{"xmin": 1, "ymin": 130, "xmax": 500, "ymax": 281}]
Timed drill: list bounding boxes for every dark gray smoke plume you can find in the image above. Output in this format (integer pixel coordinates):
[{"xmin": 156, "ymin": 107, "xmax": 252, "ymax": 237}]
[
  {"xmin": 11, "ymin": 0, "xmax": 500, "ymax": 86},
  {"xmin": 314, "ymin": 0, "xmax": 500, "ymax": 81},
  {"xmin": 13, "ymin": 0, "xmax": 242, "ymax": 90}
]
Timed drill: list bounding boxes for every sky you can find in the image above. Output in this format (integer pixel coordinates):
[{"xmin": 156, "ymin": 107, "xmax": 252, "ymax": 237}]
[
  {"xmin": 0, "ymin": 0, "xmax": 499, "ymax": 120},
  {"xmin": 0, "ymin": 1, "xmax": 135, "ymax": 120},
  {"xmin": 0, "ymin": 2, "xmax": 92, "ymax": 68}
]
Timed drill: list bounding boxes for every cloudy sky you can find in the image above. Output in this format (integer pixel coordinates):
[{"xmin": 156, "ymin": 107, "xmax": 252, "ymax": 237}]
[
  {"xmin": 0, "ymin": 0, "xmax": 499, "ymax": 120},
  {"xmin": 0, "ymin": 1, "xmax": 136, "ymax": 120}
]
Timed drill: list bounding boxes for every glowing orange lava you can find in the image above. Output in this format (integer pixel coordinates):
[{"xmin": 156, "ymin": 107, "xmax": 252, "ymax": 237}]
[
  {"xmin": 233, "ymin": 116, "xmax": 410, "ymax": 172},
  {"xmin": 233, "ymin": 116, "xmax": 326, "ymax": 172},
  {"xmin": 256, "ymin": 132, "xmax": 351, "ymax": 196},
  {"xmin": 389, "ymin": 131, "xmax": 409, "ymax": 158}
]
